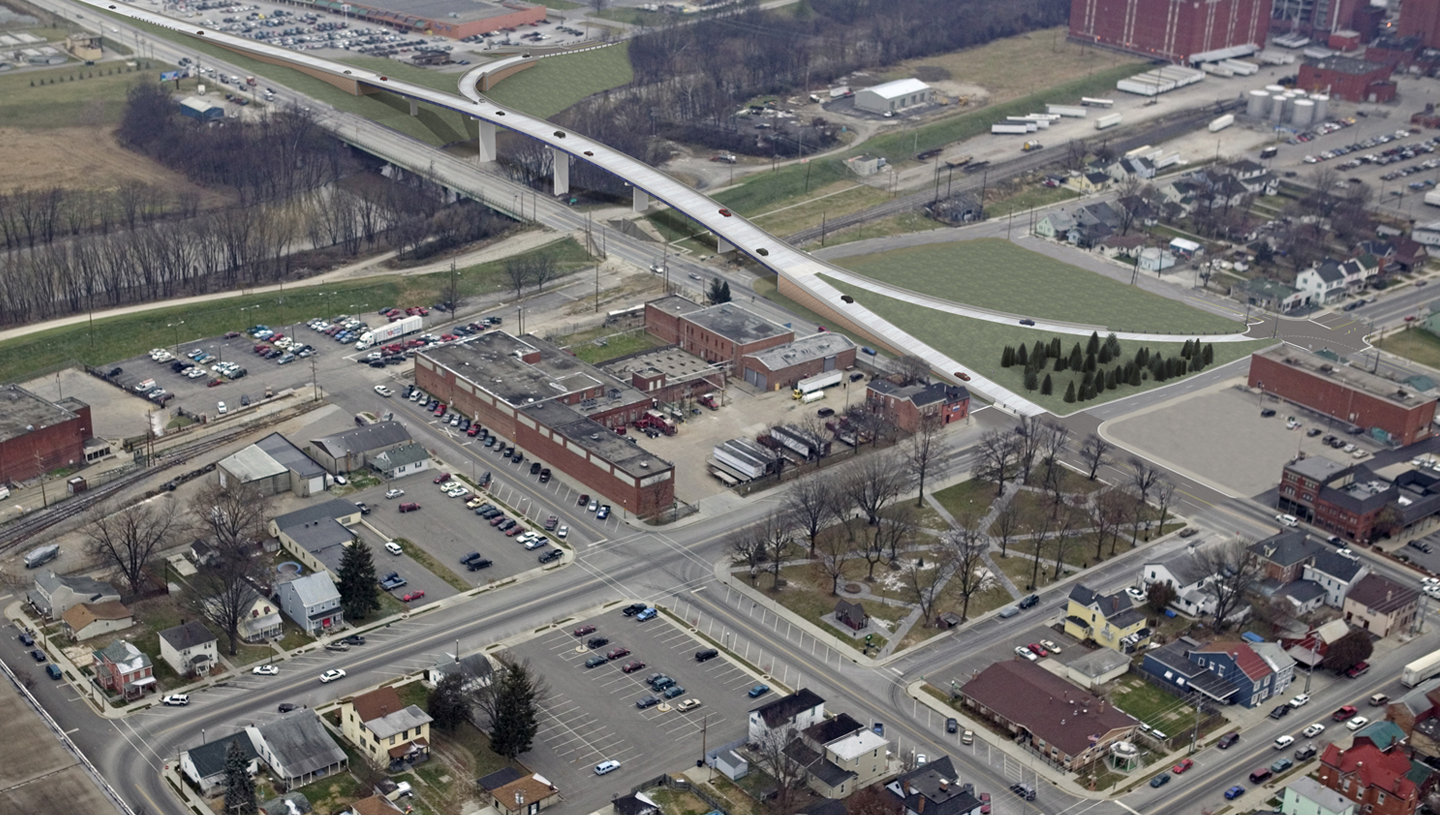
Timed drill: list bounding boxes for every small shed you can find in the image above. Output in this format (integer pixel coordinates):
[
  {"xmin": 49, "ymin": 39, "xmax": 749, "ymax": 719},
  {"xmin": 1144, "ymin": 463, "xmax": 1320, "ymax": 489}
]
[
  {"xmin": 710, "ymin": 748, "xmax": 749, "ymax": 780},
  {"xmin": 834, "ymin": 599, "xmax": 868, "ymax": 631},
  {"xmin": 180, "ymin": 96, "xmax": 224, "ymax": 122}
]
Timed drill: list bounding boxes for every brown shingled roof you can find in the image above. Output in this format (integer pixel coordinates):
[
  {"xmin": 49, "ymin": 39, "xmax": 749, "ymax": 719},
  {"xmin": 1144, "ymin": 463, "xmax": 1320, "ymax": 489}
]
[
  {"xmin": 352, "ymin": 686, "xmax": 404, "ymax": 724},
  {"xmin": 960, "ymin": 661, "xmax": 1136, "ymax": 756}
]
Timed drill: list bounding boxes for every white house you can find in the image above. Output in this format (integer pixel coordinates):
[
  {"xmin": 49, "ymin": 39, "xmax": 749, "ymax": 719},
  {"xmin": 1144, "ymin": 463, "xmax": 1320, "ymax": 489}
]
[
  {"xmin": 180, "ymin": 732, "xmax": 259, "ymax": 797},
  {"xmin": 246, "ymin": 710, "xmax": 348, "ymax": 787},
  {"xmin": 1138, "ymin": 247, "xmax": 1176, "ymax": 272},
  {"xmin": 1142, "ymin": 549, "xmax": 1218, "ymax": 617},
  {"xmin": 1302, "ymin": 550, "xmax": 1370, "ymax": 608},
  {"xmin": 235, "ymin": 589, "xmax": 285, "ymax": 643},
  {"xmin": 158, "ymin": 620, "xmax": 218, "ymax": 678},
  {"xmin": 1296, "ymin": 261, "xmax": 1347, "ymax": 305},
  {"xmin": 748, "ymin": 688, "xmax": 825, "ymax": 742}
]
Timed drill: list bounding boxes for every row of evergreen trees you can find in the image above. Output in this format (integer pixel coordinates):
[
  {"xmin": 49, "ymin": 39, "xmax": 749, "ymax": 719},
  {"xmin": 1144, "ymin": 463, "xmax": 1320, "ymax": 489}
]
[{"xmin": 1000, "ymin": 331, "xmax": 1216, "ymax": 403}]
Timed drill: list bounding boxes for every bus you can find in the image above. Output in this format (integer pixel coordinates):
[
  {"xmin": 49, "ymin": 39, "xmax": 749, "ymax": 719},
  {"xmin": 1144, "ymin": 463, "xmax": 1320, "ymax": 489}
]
[{"xmin": 1402, "ymin": 649, "xmax": 1440, "ymax": 687}]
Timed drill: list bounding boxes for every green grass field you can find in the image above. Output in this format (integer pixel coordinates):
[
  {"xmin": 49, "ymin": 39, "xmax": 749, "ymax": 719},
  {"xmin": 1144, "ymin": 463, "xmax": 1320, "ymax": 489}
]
[
  {"xmin": 714, "ymin": 160, "xmax": 852, "ymax": 216},
  {"xmin": 815, "ymin": 276, "xmax": 1269, "ymax": 414},
  {"xmin": 484, "ymin": 43, "xmax": 633, "ymax": 120},
  {"xmin": 0, "ymin": 61, "xmax": 176, "ymax": 128},
  {"xmin": 834, "ymin": 239, "xmax": 1242, "ymax": 335},
  {"xmin": 0, "ymin": 238, "xmax": 589, "ymax": 383}
]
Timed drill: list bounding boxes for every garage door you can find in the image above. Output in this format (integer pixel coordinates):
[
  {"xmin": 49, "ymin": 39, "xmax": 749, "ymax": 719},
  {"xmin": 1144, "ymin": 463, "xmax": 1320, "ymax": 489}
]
[
  {"xmin": 308, "ymin": 476, "xmax": 324, "ymax": 495},
  {"xmin": 823, "ymin": 355, "xmax": 836, "ymax": 371},
  {"xmin": 745, "ymin": 368, "xmax": 766, "ymax": 390}
]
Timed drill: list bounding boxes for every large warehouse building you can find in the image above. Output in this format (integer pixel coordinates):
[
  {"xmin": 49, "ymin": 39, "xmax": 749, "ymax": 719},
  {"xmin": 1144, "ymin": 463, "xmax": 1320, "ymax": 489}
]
[
  {"xmin": 0, "ymin": 385, "xmax": 93, "ymax": 484},
  {"xmin": 1069, "ymin": 0, "xmax": 1267, "ymax": 62},
  {"xmin": 1296, "ymin": 55, "xmax": 1396, "ymax": 102},
  {"xmin": 290, "ymin": 0, "xmax": 546, "ymax": 39},
  {"xmin": 414, "ymin": 332, "xmax": 676, "ymax": 517},
  {"xmin": 1248, "ymin": 348, "xmax": 1436, "ymax": 446}
]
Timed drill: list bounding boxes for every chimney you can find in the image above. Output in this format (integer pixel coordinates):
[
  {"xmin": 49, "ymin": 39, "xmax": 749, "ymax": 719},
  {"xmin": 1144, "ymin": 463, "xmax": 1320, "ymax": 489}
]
[
  {"xmin": 903, "ymin": 780, "xmax": 911, "ymax": 795},
  {"xmin": 939, "ymin": 780, "xmax": 949, "ymax": 792},
  {"xmin": 917, "ymin": 795, "xmax": 925, "ymax": 813}
]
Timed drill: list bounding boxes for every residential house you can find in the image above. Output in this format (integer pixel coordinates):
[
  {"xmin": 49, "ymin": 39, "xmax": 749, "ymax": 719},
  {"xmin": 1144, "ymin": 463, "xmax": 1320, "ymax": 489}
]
[
  {"xmin": 1353, "ymin": 721, "xmax": 1409, "ymax": 753},
  {"xmin": 1034, "ymin": 210, "xmax": 1077, "ymax": 240},
  {"xmin": 1317, "ymin": 739, "xmax": 1422, "ymax": 815},
  {"xmin": 786, "ymin": 713, "xmax": 889, "ymax": 797},
  {"xmin": 276, "ymin": 572, "xmax": 344, "ymax": 636},
  {"xmin": 1303, "ymin": 550, "xmax": 1370, "ymax": 607},
  {"xmin": 234, "ymin": 589, "xmax": 284, "ymax": 643},
  {"xmin": 884, "ymin": 756, "xmax": 984, "ymax": 815},
  {"xmin": 959, "ymin": 661, "xmax": 1137, "ymax": 771},
  {"xmin": 1390, "ymin": 236, "xmax": 1428, "ymax": 271},
  {"xmin": 60, "ymin": 600, "xmax": 133, "ymax": 641},
  {"xmin": 1395, "ymin": 678, "xmax": 1440, "ymax": 759},
  {"xmin": 369, "ymin": 443, "xmax": 430, "ymax": 481},
  {"xmin": 1138, "ymin": 247, "xmax": 1176, "ymax": 271},
  {"xmin": 1413, "ymin": 219, "xmax": 1440, "ymax": 248},
  {"xmin": 245, "ymin": 710, "xmax": 348, "ymax": 787},
  {"xmin": 1142, "ymin": 549, "xmax": 1218, "ymax": 617},
  {"xmin": 1279, "ymin": 619, "xmax": 1353, "ymax": 670},
  {"xmin": 1157, "ymin": 179, "xmax": 1202, "ymax": 214},
  {"xmin": 426, "ymin": 653, "xmax": 494, "ymax": 692},
  {"xmin": 865, "ymin": 380, "xmax": 970, "ymax": 432},
  {"xmin": 269, "ymin": 498, "xmax": 363, "ymax": 574},
  {"xmin": 1342, "ymin": 574, "xmax": 1419, "ymax": 637},
  {"xmin": 1062, "ymin": 583, "xmax": 1150, "ymax": 652},
  {"xmin": 1097, "ymin": 234, "xmax": 1148, "ymax": 259},
  {"xmin": 1249, "ymin": 531, "xmax": 1321, "ymax": 586},
  {"xmin": 341, "ymin": 686, "xmax": 433, "ymax": 770},
  {"xmin": 1169, "ymin": 236, "xmax": 1204, "ymax": 259},
  {"xmin": 1110, "ymin": 155, "xmax": 1155, "ymax": 179},
  {"xmin": 1187, "ymin": 641, "xmax": 1294, "ymax": 707},
  {"xmin": 310, "ymin": 421, "xmax": 414, "ymax": 475},
  {"xmin": 478, "ymin": 771, "xmax": 561, "ymax": 815},
  {"xmin": 93, "ymin": 640, "xmax": 154, "ymax": 700},
  {"xmin": 1226, "ymin": 159, "xmax": 1279, "ymax": 195},
  {"xmin": 1065, "ymin": 171, "xmax": 1110, "ymax": 195},
  {"xmin": 834, "ymin": 600, "xmax": 868, "ymax": 631},
  {"xmin": 180, "ymin": 732, "xmax": 259, "ymax": 797},
  {"xmin": 748, "ymin": 688, "xmax": 825, "ymax": 742},
  {"xmin": 1283, "ymin": 776, "xmax": 1358, "ymax": 815},
  {"xmin": 1195, "ymin": 174, "xmax": 1251, "ymax": 210},
  {"xmin": 158, "ymin": 620, "xmax": 218, "ymax": 678},
  {"xmin": 1141, "ymin": 639, "xmax": 1248, "ymax": 706},
  {"xmin": 28, "ymin": 570, "xmax": 119, "ymax": 619},
  {"xmin": 1297, "ymin": 261, "xmax": 1348, "ymax": 305},
  {"xmin": 1232, "ymin": 278, "xmax": 1307, "ymax": 314}
]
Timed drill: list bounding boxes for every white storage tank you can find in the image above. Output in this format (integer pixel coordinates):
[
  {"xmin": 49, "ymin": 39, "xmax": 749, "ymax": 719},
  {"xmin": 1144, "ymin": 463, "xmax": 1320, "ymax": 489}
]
[
  {"xmin": 1265, "ymin": 84, "xmax": 1285, "ymax": 94},
  {"xmin": 1311, "ymin": 93, "xmax": 1329, "ymax": 122},
  {"xmin": 1291, "ymin": 98, "xmax": 1315, "ymax": 127},
  {"xmin": 1271, "ymin": 94, "xmax": 1288, "ymax": 122},
  {"xmin": 1247, "ymin": 89, "xmax": 1272, "ymax": 118}
]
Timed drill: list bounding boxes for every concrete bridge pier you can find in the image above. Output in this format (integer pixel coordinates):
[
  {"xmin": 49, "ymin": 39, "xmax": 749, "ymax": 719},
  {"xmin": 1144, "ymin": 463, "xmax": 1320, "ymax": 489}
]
[
  {"xmin": 552, "ymin": 148, "xmax": 570, "ymax": 197},
  {"xmin": 716, "ymin": 236, "xmax": 734, "ymax": 254},
  {"xmin": 409, "ymin": 99, "xmax": 418, "ymax": 116},
  {"xmin": 474, "ymin": 119, "xmax": 496, "ymax": 163},
  {"xmin": 632, "ymin": 186, "xmax": 649, "ymax": 212}
]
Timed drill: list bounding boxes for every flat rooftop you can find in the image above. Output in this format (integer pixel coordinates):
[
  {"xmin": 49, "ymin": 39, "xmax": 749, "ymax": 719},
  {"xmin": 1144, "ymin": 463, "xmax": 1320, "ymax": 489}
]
[
  {"xmin": 423, "ymin": 332, "xmax": 643, "ymax": 415},
  {"xmin": 647, "ymin": 295, "xmax": 708, "ymax": 320},
  {"xmin": 745, "ymin": 333, "xmax": 856, "ymax": 371},
  {"xmin": 522, "ymin": 401, "xmax": 673, "ymax": 481},
  {"xmin": 603, "ymin": 347, "xmax": 718, "ymax": 382},
  {"xmin": 684, "ymin": 303, "xmax": 790, "ymax": 346},
  {"xmin": 349, "ymin": 0, "xmax": 524, "ymax": 24},
  {"xmin": 0, "ymin": 385, "xmax": 82, "ymax": 446},
  {"xmin": 1257, "ymin": 347, "xmax": 1436, "ymax": 409}
]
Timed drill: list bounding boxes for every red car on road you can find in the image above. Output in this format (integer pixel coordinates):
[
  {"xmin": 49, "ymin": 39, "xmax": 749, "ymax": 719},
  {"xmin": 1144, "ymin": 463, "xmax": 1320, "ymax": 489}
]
[
  {"xmin": 402, "ymin": 590, "xmax": 425, "ymax": 602},
  {"xmin": 1172, "ymin": 759, "xmax": 1194, "ymax": 774},
  {"xmin": 979, "ymin": 793, "xmax": 990, "ymax": 814}
]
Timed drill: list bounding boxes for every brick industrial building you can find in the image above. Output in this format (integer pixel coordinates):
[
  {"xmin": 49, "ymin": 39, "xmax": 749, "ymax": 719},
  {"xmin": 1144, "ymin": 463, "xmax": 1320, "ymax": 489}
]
[
  {"xmin": 645, "ymin": 296, "xmax": 793, "ymax": 369},
  {"xmin": 414, "ymin": 332, "xmax": 676, "ymax": 517},
  {"xmin": 1248, "ymin": 348, "xmax": 1436, "ymax": 446},
  {"xmin": 0, "ymin": 385, "xmax": 93, "ymax": 484},
  {"xmin": 1296, "ymin": 55, "xmax": 1397, "ymax": 102},
  {"xmin": 291, "ymin": 0, "xmax": 546, "ymax": 40},
  {"xmin": 866, "ymin": 380, "xmax": 970, "ymax": 433},
  {"xmin": 740, "ymin": 332, "xmax": 857, "ymax": 393},
  {"xmin": 1400, "ymin": 0, "xmax": 1440, "ymax": 47},
  {"xmin": 1068, "ymin": 0, "xmax": 1267, "ymax": 62},
  {"xmin": 1278, "ymin": 455, "xmax": 1440, "ymax": 544}
]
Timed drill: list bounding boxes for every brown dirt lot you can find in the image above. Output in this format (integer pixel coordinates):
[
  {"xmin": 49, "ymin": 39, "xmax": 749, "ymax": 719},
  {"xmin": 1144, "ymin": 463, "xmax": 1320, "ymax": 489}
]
[
  {"xmin": 881, "ymin": 26, "xmax": 1148, "ymax": 105},
  {"xmin": 0, "ymin": 127, "xmax": 223, "ymax": 203}
]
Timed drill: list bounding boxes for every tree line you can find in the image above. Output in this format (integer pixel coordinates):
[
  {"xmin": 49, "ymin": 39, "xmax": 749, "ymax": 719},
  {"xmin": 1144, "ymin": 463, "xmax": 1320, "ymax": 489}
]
[{"xmin": 999, "ymin": 331, "xmax": 1215, "ymax": 403}]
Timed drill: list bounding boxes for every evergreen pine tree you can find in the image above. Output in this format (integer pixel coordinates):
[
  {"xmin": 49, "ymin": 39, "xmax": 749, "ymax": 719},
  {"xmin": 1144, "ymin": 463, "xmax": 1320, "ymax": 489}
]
[
  {"xmin": 1001, "ymin": 346, "xmax": 1014, "ymax": 368},
  {"xmin": 1081, "ymin": 371, "xmax": 1095, "ymax": 391},
  {"xmin": 1068, "ymin": 343, "xmax": 1084, "ymax": 371},
  {"xmin": 1086, "ymin": 331, "xmax": 1100, "ymax": 356},
  {"xmin": 1032, "ymin": 340, "xmax": 1046, "ymax": 364},
  {"xmin": 223, "ymin": 738, "xmax": 257, "ymax": 814},
  {"xmin": 1106, "ymin": 367, "xmax": 1119, "ymax": 389},
  {"xmin": 1084, "ymin": 352, "xmax": 1096, "ymax": 373},
  {"xmin": 1054, "ymin": 354, "xmax": 1067, "ymax": 372},
  {"xmin": 1203, "ymin": 343, "xmax": 1214, "ymax": 365},
  {"xmin": 337, "ymin": 540, "xmax": 380, "ymax": 621},
  {"xmin": 1024, "ymin": 367, "xmax": 1039, "ymax": 390},
  {"xmin": 721, "ymin": 281, "xmax": 732, "ymax": 303},
  {"xmin": 1049, "ymin": 337, "xmax": 1062, "ymax": 358},
  {"xmin": 1098, "ymin": 343, "xmax": 1112, "ymax": 365},
  {"xmin": 428, "ymin": 672, "xmax": 470, "ymax": 732},
  {"xmin": 1041, "ymin": 373, "xmax": 1053, "ymax": 395},
  {"xmin": 1064, "ymin": 381, "xmax": 1076, "ymax": 403},
  {"xmin": 1083, "ymin": 381, "xmax": 1096, "ymax": 400},
  {"xmin": 1190, "ymin": 352, "xmax": 1203, "ymax": 372},
  {"xmin": 1105, "ymin": 333, "xmax": 1121, "ymax": 357},
  {"xmin": 1181, "ymin": 339, "xmax": 1194, "ymax": 359},
  {"xmin": 1016, "ymin": 343, "xmax": 1029, "ymax": 366},
  {"xmin": 1094, "ymin": 370, "xmax": 1106, "ymax": 394},
  {"xmin": 1129, "ymin": 366, "xmax": 1143, "ymax": 386},
  {"xmin": 489, "ymin": 660, "xmax": 544, "ymax": 759}
]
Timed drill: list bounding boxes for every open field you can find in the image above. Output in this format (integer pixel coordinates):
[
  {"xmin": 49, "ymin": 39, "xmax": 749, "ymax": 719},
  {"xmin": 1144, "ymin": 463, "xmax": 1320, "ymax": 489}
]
[
  {"xmin": 987, "ymin": 184, "xmax": 1080, "ymax": 213},
  {"xmin": 750, "ymin": 181, "xmax": 893, "ymax": 238},
  {"xmin": 835, "ymin": 239, "xmax": 1241, "ymax": 335},
  {"xmin": 1378, "ymin": 328, "xmax": 1440, "ymax": 370},
  {"xmin": 882, "ymin": 26, "xmax": 1149, "ymax": 105},
  {"xmin": 714, "ymin": 159, "xmax": 851, "ymax": 215},
  {"xmin": 336, "ymin": 54, "xmax": 475, "ymax": 94},
  {"xmin": 0, "ymin": 126, "xmax": 223, "ymax": 197},
  {"xmin": 813, "ymin": 278, "xmax": 1268, "ymax": 414},
  {"xmin": 0, "ymin": 238, "xmax": 588, "ymax": 383},
  {"xmin": 0, "ymin": 60, "xmax": 176, "ymax": 128},
  {"xmin": 484, "ymin": 43, "xmax": 633, "ymax": 120},
  {"xmin": 823, "ymin": 210, "xmax": 941, "ymax": 247}
]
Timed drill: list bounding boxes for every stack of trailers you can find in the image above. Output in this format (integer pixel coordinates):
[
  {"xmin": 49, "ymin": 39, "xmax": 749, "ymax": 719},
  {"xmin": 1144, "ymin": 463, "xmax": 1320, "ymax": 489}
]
[
  {"xmin": 1117, "ymin": 65, "xmax": 1205, "ymax": 96},
  {"xmin": 1223, "ymin": 59, "xmax": 1259, "ymax": 75},
  {"xmin": 992, "ymin": 121, "xmax": 1038, "ymax": 135},
  {"xmin": 710, "ymin": 438, "xmax": 775, "ymax": 485}
]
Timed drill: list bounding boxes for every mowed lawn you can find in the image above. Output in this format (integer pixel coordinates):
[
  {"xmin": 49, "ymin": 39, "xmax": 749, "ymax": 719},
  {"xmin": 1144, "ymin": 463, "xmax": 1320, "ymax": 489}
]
[
  {"xmin": 0, "ymin": 61, "xmax": 179, "ymax": 128},
  {"xmin": 815, "ymin": 276, "xmax": 1270, "ymax": 415},
  {"xmin": 835, "ymin": 238, "xmax": 1242, "ymax": 335},
  {"xmin": 484, "ymin": 43, "xmax": 633, "ymax": 120}
]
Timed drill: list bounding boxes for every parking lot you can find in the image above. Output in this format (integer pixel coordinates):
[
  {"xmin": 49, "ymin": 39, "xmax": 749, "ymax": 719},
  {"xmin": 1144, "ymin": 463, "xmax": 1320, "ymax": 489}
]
[
  {"xmin": 507, "ymin": 608, "xmax": 759, "ymax": 787},
  {"xmin": 1106, "ymin": 381, "xmax": 1378, "ymax": 500}
]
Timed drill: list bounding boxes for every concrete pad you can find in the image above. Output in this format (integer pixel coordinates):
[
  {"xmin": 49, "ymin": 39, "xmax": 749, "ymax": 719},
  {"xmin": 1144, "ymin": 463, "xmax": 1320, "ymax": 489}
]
[
  {"xmin": 0, "ymin": 682, "xmax": 117, "ymax": 815},
  {"xmin": 21, "ymin": 368, "xmax": 153, "ymax": 439}
]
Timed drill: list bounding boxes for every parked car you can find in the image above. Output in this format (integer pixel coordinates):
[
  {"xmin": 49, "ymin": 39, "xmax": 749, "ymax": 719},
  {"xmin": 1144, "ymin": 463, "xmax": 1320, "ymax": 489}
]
[
  {"xmin": 748, "ymin": 684, "xmax": 770, "ymax": 698},
  {"xmin": 162, "ymin": 694, "xmax": 190, "ymax": 706},
  {"xmin": 319, "ymin": 669, "xmax": 346, "ymax": 683}
]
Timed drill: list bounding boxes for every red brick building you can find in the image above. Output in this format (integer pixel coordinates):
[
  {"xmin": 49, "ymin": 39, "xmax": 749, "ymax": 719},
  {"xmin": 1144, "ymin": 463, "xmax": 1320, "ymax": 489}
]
[
  {"xmin": 1317, "ymin": 740, "xmax": 1422, "ymax": 815},
  {"xmin": 1400, "ymin": 0, "xmax": 1440, "ymax": 47},
  {"xmin": 0, "ymin": 386, "xmax": 93, "ymax": 484},
  {"xmin": 644, "ymin": 296, "xmax": 792, "ymax": 369},
  {"xmin": 414, "ymin": 333, "xmax": 675, "ymax": 517},
  {"xmin": 1069, "ymin": 0, "xmax": 1267, "ymax": 62},
  {"xmin": 1297, "ymin": 55, "xmax": 1398, "ymax": 102},
  {"xmin": 1248, "ymin": 348, "xmax": 1435, "ymax": 446},
  {"xmin": 1278, "ymin": 454, "xmax": 1440, "ymax": 544},
  {"xmin": 865, "ymin": 380, "xmax": 970, "ymax": 433},
  {"xmin": 741, "ymin": 332, "xmax": 857, "ymax": 393}
]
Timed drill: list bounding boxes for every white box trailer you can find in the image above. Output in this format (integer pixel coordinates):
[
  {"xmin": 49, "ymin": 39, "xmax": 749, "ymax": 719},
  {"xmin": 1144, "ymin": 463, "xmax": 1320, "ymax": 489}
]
[
  {"xmin": 1008, "ymin": 116, "xmax": 1048, "ymax": 129},
  {"xmin": 1154, "ymin": 152, "xmax": 1181, "ymax": 169},
  {"xmin": 356, "ymin": 314, "xmax": 423, "ymax": 349},
  {"xmin": 1201, "ymin": 62, "xmax": 1235, "ymax": 77},
  {"xmin": 793, "ymin": 370, "xmax": 843, "ymax": 396},
  {"xmin": 1081, "ymin": 97, "xmax": 1114, "ymax": 107},
  {"xmin": 1046, "ymin": 104, "xmax": 1088, "ymax": 118},
  {"xmin": 1425, "ymin": 190, "xmax": 1440, "ymax": 207},
  {"xmin": 1209, "ymin": 114, "xmax": 1235, "ymax": 132},
  {"xmin": 1096, "ymin": 113, "xmax": 1123, "ymax": 129},
  {"xmin": 992, "ymin": 123, "xmax": 1032, "ymax": 135},
  {"xmin": 1222, "ymin": 59, "xmax": 1260, "ymax": 75}
]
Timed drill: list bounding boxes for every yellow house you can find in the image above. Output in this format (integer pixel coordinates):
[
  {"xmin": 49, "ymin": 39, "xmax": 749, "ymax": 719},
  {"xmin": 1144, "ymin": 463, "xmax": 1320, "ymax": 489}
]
[
  {"xmin": 340, "ymin": 686, "xmax": 433, "ymax": 770},
  {"xmin": 1062, "ymin": 584, "xmax": 1150, "ymax": 653},
  {"xmin": 1064, "ymin": 171, "xmax": 1110, "ymax": 195}
]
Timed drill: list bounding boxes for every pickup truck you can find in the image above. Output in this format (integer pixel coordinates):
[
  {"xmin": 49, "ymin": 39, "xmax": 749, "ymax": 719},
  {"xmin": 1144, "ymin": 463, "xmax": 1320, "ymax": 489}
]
[
  {"xmin": 1331, "ymin": 705, "xmax": 1358, "ymax": 722},
  {"xmin": 379, "ymin": 572, "xmax": 408, "ymax": 591}
]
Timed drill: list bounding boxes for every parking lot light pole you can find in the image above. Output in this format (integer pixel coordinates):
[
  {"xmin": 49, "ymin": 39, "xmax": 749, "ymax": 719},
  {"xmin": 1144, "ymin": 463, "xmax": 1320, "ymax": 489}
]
[{"xmin": 168, "ymin": 321, "xmax": 185, "ymax": 356}]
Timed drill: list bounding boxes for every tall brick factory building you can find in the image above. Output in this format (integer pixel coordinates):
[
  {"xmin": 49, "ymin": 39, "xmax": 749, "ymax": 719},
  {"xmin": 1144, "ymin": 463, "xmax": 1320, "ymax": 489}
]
[
  {"xmin": 0, "ymin": 385, "xmax": 93, "ymax": 484},
  {"xmin": 1069, "ymin": 0, "xmax": 1267, "ymax": 62}
]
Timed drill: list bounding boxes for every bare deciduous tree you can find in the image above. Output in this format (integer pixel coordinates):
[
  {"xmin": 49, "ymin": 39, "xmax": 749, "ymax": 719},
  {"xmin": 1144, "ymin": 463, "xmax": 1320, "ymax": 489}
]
[
  {"xmin": 815, "ymin": 532, "xmax": 853, "ymax": 596},
  {"xmin": 752, "ymin": 727, "xmax": 808, "ymax": 815},
  {"xmin": 758, "ymin": 510, "xmax": 796, "ymax": 589},
  {"xmin": 902, "ymin": 545, "xmax": 956, "ymax": 628},
  {"xmin": 1015, "ymin": 416, "xmax": 1045, "ymax": 486},
  {"xmin": 186, "ymin": 480, "xmax": 273, "ymax": 655},
  {"xmin": 945, "ymin": 525, "xmax": 990, "ymax": 622},
  {"xmin": 894, "ymin": 355, "xmax": 931, "ymax": 386},
  {"xmin": 991, "ymin": 500, "xmax": 1023, "ymax": 558},
  {"xmin": 1154, "ymin": 479, "xmax": 1177, "ymax": 531},
  {"xmin": 972, "ymin": 429, "xmax": 1017, "ymax": 497},
  {"xmin": 86, "ymin": 498, "xmax": 181, "ymax": 594},
  {"xmin": 1079, "ymin": 433, "xmax": 1113, "ymax": 481},
  {"xmin": 1195, "ymin": 538, "xmax": 1262, "ymax": 629},
  {"xmin": 785, "ymin": 475, "xmax": 839, "ymax": 555},
  {"xmin": 1128, "ymin": 457, "xmax": 1162, "ymax": 507},
  {"xmin": 906, "ymin": 415, "xmax": 946, "ymax": 508},
  {"xmin": 729, "ymin": 525, "xmax": 766, "ymax": 585}
]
